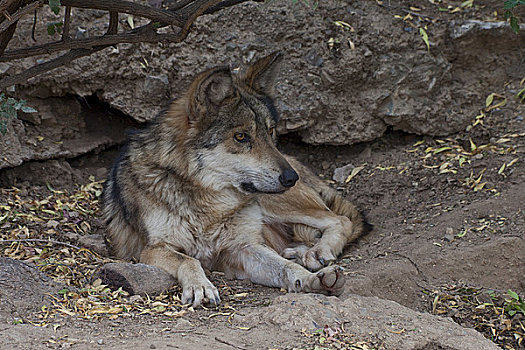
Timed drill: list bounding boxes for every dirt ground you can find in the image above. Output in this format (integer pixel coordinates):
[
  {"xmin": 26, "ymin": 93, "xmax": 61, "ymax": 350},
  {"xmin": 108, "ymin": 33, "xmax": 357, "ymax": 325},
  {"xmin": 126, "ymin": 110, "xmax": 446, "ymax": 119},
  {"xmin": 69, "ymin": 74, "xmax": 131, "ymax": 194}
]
[
  {"xmin": 1, "ymin": 1, "xmax": 525, "ymax": 349},
  {"xmin": 1, "ymin": 87, "xmax": 524, "ymax": 349}
]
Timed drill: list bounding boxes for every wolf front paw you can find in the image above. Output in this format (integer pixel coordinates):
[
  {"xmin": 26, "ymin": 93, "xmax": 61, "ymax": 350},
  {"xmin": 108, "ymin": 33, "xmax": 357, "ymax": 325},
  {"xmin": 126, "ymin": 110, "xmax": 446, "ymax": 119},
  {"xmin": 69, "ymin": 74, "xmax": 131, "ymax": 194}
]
[
  {"xmin": 181, "ymin": 279, "xmax": 220, "ymax": 308},
  {"xmin": 306, "ymin": 265, "xmax": 345, "ymax": 296},
  {"xmin": 303, "ymin": 245, "xmax": 337, "ymax": 271}
]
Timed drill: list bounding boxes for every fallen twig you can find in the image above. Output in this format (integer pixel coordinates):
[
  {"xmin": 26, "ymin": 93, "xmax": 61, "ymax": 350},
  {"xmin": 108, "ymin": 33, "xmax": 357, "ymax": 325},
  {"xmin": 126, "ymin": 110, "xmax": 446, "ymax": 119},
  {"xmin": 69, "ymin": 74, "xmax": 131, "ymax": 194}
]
[{"xmin": 0, "ymin": 238, "xmax": 83, "ymax": 250}]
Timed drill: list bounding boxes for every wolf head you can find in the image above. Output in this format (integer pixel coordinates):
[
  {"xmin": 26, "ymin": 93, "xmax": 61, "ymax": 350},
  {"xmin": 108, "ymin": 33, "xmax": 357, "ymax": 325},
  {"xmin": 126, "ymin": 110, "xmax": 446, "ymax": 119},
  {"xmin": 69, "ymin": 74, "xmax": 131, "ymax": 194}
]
[{"xmin": 181, "ymin": 52, "xmax": 299, "ymax": 194}]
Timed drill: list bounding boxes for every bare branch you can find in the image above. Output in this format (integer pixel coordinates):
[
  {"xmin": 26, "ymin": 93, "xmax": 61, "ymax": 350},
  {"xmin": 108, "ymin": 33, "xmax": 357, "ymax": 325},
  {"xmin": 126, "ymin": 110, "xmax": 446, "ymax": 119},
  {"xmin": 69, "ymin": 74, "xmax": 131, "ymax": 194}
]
[
  {"xmin": 165, "ymin": 0, "xmax": 195, "ymax": 12},
  {"xmin": 59, "ymin": 0, "xmax": 184, "ymax": 26},
  {"xmin": 0, "ymin": 0, "xmax": 256, "ymax": 88},
  {"xmin": 31, "ymin": 7, "xmax": 36, "ymax": 40},
  {"xmin": 178, "ymin": 0, "xmax": 221, "ymax": 40},
  {"xmin": 204, "ymin": 0, "xmax": 260, "ymax": 15},
  {"xmin": 0, "ymin": 20, "xmax": 15, "ymax": 54},
  {"xmin": 0, "ymin": 0, "xmax": 20, "ymax": 15},
  {"xmin": 62, "ymin": 5, "xmax": 71, "ymax": 40},
  {"xmin": 107, "ymin": 10, "xmax": 118, "ymax": 35},
  {"xmin": 0, "ymin": 46, "xmax": 107, "ymax": 89},
  {"xmin": 0, "ymin": 1, "xmax": 40, "ymax": 33},
  {"xmin": 0, "ymin": 238, "xmax": 83, "ymax": 250},
  {"xmin": 0, "ymin": 24, "xmax": 179, "ymax": 61}
]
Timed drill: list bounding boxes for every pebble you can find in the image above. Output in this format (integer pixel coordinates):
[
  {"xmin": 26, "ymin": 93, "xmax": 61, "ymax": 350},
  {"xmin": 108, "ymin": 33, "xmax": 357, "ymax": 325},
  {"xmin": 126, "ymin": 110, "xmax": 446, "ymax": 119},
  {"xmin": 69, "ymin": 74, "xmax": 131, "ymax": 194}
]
[
  {"xmin": 332, "ymin": 163, "xmax": 355, "ymax": 183},
  {"xmin": 129, "ymin": 295, "xmax": 143, "ymax": 303}
]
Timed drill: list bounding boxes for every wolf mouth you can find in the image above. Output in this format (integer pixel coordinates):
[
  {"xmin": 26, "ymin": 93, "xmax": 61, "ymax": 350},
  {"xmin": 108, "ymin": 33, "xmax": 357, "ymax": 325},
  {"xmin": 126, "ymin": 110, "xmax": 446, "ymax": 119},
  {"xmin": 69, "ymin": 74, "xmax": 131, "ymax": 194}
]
[{"xmin": 241, "ymin": 182, "xmax": 286, "ymax": 194}]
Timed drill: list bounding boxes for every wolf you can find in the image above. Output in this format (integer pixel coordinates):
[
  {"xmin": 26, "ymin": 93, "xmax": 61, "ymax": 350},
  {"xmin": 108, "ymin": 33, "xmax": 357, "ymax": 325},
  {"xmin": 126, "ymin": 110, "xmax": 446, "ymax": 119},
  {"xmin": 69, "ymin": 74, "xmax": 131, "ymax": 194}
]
[{"xmin": 103, "ymin": 52, "xmax": 371, "ymax": 307}]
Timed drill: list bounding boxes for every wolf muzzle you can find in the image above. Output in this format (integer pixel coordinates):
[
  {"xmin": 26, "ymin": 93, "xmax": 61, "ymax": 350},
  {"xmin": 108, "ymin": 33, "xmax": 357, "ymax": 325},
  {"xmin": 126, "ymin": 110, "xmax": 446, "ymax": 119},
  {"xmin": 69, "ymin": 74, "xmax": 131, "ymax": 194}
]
[{"xmin": 279, "ymin": 168, "xmax": 299, "ymax": 188}]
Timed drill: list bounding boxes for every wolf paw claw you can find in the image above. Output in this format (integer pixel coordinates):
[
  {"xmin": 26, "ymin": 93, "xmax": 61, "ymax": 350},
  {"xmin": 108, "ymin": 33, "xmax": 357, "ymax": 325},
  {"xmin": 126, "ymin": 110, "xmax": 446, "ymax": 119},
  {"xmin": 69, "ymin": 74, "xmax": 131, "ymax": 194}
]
[
  {"xmin": 303, "ymin": 246, "xmax": 337, "ymax": 272},
  {"xmin": 309, "ymin": 265, "xmax": 345, "ymax": 296},
  {"xmin": 182, "ymin": 281, "xmax": 220, "ymax": 308}
]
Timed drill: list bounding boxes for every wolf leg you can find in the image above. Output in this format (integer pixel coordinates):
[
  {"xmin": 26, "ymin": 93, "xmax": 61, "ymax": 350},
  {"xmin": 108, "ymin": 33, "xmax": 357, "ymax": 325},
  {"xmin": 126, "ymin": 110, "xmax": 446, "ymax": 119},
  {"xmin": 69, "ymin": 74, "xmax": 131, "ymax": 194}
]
[
  {"xmin": 224, "ymin": 243, "xmax": 345, "ymax": 296},
  {"xmin": 140, "ymin": 243, "xmax": 220, "ymax": 307},
  {"xmin": 276, "ymin": 209, "xmax": 352, "ymax": 272}
]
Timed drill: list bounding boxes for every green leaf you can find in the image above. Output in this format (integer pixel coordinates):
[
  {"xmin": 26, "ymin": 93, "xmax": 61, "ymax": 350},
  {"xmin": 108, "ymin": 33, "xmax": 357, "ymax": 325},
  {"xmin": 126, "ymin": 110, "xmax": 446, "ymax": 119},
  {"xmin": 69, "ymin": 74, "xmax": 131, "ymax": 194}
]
[
  {"xmin": 47, "ymin": 23, "xmax": 56, "ymax": 35},
  {"xmin": 49, "ymin": 0, "xmax": 61, "ymax": 15},
  {"xmin": 504, "ymin": 0, "xmax": 519, "ymax": 9},
  {"xmin": 433, "ymin": 146, "xmax": 452, "ymax": 154},
  {"xmin": 21, "ymin": 106, "xmax": 37, "ymax": 113},
  {"xmin": 508, "ymin": 289, "xmax": 520, "ymax": 300},
  {"xmin": 419, "ymin": 27, "xmax": 430, "ymax": 51},
  {"xmin": 510, "ymin": 16, "xmax": 519, "ymax": 33},
  {"xmin": 485, "ymin": 93, "xmax": 494, "ymax": 107}
]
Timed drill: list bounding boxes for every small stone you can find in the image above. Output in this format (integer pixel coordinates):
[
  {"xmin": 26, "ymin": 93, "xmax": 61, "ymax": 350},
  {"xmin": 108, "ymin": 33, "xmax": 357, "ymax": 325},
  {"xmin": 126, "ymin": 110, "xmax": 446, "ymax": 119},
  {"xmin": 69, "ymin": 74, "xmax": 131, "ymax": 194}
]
[
  {"xmin": 78, "ymin": 234, "xmax": 108, "ymax": 256},
  {"xmin": 445, "ymin": 227, "xmax": 454, "ymax": 235},
  {"xmin": 0, "ymin": 63, "xmax": 10, "ymax": 74},
  {"xmin": 97, "ymin": 262, "xmax": 176, "ymax": 296},
  {"xmin": 321, "ymin": 161, "xmax": 330, "ymax": 170},
  {"xmin": 333, "ymin": 164, "xmax": 355, "ymax": 183},
  {"xmin": 150, "ymin": 344, "xmax": 157, "ymax": 349},
  {"xmin": 303, "ymin": 48, "xmax": 323, "ymax": 67},
  {"xmin": 444, "ymin": 234, "xmax": 454, "ymax": 242},
  {"xmin": 97, "ymin": 339, "xmax": 104, "ymax": 345},
  {"xmin": 129, "ymin": 294, "xmax": 143, "ymax": 303}
]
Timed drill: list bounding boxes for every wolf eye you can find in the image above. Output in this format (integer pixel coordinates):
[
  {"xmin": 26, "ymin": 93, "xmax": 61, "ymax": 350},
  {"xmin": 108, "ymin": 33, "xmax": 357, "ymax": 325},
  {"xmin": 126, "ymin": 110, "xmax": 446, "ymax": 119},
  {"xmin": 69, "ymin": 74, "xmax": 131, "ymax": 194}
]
[{"xmin": 234, "ymin": 132, "xmax": 250, "ymax": 143}]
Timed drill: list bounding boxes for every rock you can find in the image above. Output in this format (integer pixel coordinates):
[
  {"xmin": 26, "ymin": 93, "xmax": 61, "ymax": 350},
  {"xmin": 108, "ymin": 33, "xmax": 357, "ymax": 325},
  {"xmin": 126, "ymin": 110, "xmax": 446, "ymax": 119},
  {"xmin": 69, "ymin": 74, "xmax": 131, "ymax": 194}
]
[
  {"xmin": 0, "ymin": 96, "xmax": 129, "ymax": 170},
  {"xmin": 97, "ymin": 263, "xmax": 176, "ymax": 296},
  {"xmin": 235, "ymin": 294, "xmax": 499, "ymax": 350},
  {"xmin": 0, "ymin": 258, "xmax": 63, "ymax": 320},
  {"xmin": 77, "ymin": 234, "xmax": 109, "ymax": 256},
  {"xmin": 4, "ymin": 2, "xmax": 522, "ymax": 149},
  {"xmin": 332, "ymin": 163, "xmax": 354, "ymax": 183}
]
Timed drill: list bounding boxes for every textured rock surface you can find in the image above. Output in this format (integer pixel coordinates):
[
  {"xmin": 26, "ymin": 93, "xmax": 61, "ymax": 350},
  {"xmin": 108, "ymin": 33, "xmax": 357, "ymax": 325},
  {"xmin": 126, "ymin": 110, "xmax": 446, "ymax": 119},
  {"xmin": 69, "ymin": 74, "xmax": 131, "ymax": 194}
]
[
  {"xmin": 235, "ymin": 293, "xmax": 500, "ymax": 350},
  {"xmin": 0, "ymin": 258, "xmax": 63, "ymax": 319},
  {"xmin": 0, "ymin": 96, "xmax": 132, "ymax": 169},
  {"xmin": 2, "ymin": 1, "xmax": 524, "ymax": 152},
  {"xmin": 98, "ymin": 262, "xmax": 176, "ymax": 296}
]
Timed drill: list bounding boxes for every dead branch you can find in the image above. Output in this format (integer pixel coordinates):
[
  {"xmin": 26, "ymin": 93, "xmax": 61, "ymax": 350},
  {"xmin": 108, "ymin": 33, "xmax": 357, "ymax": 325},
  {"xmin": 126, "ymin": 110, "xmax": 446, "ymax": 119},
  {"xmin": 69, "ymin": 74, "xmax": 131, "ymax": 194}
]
[
  {"xmin": 60, "ymin": 0, "xmax": 184, "ymax": 27},
  {"xmin": 0, "ymin": 0, "xmax": 32, "ymax": 55},
  {"xmin": 107, "ymin": 11, "xmax": 118, "ymax": 35},
  {"xmin": 0, "ymin": 46, "xmax": 106, "ymax": 89},
  {"xmin": 0, "ymin": 0, "xmax": 20, "ymax": 16},
  {"xmin": 0, "ymin": 238, "xmax": 83, "ymax": 250},
  {"xmin": 0, "ymin": 0, "xmax": 255, "ymax": 89},
  {"xmin": 0, "ymin": 1, "xmax": 39, "ymax": 32},
  {"xmin": 62, "ymin": 5, "xmax": 70, "ymax": 40},
  {"xmin": 0, "ymin": 25, "xmax": 178, "ymax": 61},
  {"xmin": 179, "ymin": 0, "xmax": 222, "ymax": 40},
  {"xmin": 0, "ymin": 17, "xmax": 15, "ymax": 54}
]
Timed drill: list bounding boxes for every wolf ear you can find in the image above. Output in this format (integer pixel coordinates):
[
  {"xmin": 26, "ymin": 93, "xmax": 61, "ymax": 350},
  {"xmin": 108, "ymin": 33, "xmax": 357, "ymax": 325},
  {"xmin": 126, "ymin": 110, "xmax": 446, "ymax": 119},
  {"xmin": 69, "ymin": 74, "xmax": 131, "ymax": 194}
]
[
  {"xmin": 244, "ymin": 51, "xmax": 282, "ymax": 95},
  {"xmin": 189, "ymin": 67, "xmax": 234, "ymax": 120}
]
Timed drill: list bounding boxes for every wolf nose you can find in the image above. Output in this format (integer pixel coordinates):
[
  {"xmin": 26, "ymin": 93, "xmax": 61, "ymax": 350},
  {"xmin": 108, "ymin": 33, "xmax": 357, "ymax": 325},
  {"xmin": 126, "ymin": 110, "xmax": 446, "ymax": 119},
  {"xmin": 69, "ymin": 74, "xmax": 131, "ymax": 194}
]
[{"xmin": 279, "ymin": 168, "xmax": 299, "ymax": 188}]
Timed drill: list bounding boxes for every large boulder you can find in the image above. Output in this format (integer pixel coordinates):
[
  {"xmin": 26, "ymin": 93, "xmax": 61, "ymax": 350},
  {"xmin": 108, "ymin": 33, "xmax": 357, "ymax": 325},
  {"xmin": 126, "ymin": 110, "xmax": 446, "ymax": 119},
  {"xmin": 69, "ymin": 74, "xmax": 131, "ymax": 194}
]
[
  {"xmin": 235, "ymin": 293, "xmax": 500, "ymax": 350},
  {"xmin": 0, "ymin": 0, "xmax": 523, "ymax": 169}
]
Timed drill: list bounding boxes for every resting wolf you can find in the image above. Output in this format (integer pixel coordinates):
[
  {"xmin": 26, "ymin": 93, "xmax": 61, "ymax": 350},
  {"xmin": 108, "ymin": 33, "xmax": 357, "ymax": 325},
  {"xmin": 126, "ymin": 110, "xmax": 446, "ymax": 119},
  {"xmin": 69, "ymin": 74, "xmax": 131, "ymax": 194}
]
[{"xmin": 103, "ymin": 52, "xmax": 370, "ymax": 307}]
